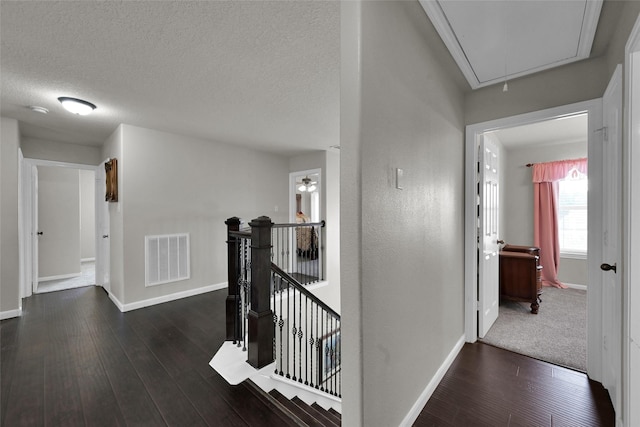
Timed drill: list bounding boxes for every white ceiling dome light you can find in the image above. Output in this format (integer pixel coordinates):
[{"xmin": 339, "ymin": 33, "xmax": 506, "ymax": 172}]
[{"xmin": 57, "ymin": 97, "xmax": 97, "ymax": 115}]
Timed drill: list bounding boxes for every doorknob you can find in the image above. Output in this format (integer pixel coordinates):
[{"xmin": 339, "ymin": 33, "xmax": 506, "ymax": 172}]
[
  {"xmin": 600, "ymin": 263, "xmax": 617, "ymax": 273},
  {"xmin": 37, "ymin": 231, "xmax": 43, "ymax": 236},
  {"xmin": 497, "ymin": 239, "xmax": 505, "ymax": 245},
  {"xmin": 102, "ymin": 235, "xmax": 109, "ymax": 239}
]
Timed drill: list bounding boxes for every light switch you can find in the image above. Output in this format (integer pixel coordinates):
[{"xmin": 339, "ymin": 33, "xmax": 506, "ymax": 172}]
[{"xmin": 396, "ymin": 168, "xmax": 404, "ymax": 190}]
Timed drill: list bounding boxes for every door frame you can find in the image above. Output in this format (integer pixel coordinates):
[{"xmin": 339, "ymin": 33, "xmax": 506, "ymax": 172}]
[
  {"xmin": 289, "ymin": 168, "xmax": 322, "ymax": 223},
  {"xmin": 623, "ymin": 14, "xmax": 640, "ymax": 427},
  {"xmin": 464, "ymin": 99, "xmax": 604, "ymax": 378},
  {"xmin": 20, "ymin": 158, "xmax": 101, "ymax": 294}
]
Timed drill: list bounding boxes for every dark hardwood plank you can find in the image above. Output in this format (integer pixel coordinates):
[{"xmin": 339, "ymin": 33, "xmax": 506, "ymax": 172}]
[{"xmin": 415, "ymin": 342, "xmax": 614, "ymax": 427}]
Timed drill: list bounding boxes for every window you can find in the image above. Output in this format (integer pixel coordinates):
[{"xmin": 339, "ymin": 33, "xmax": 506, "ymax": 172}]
[{"xmin": 557, "ymin": 169, "xmax": 588, "ymax": 257}]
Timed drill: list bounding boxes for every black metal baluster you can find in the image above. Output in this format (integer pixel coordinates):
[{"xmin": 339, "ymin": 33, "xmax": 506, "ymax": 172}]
[
  {"xmin": 332, "ymin": 316, "xmax": 336, "ymax": 396},
  {"xmin": 304, "ymin": 295, "xmax": 309, "ymax": 385},
  {"xmin": 315, "ymin": 303, "xmax": 320, "ymax": 389},
  {"xmin": 278, "ymin": 277, "xmax": 284, "ymax": 376},
  {"xmin": 308, "ymin": 303, "xmax": 314, "ymax": 388},
  {"xmin": 291, "ymin": 284, "xmax": 297, "ymax": 382},
  {"xmin": 286, "ymin": 280, "xmax": 290, "ymax": 379},
  {"xmin": 298, "ymin": 290, "xmax": 303, "ymax": 383}
]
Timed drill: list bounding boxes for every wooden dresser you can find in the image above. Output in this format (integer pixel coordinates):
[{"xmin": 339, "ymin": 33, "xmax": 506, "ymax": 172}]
[{"xmin": 499, "ymin": 245, "xmax": 543, "ymax": 314}]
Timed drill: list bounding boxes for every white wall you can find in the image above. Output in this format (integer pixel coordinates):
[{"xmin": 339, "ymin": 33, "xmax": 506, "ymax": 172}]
[
  {"xmin": 502, "ymin": 141, "xmax": 588, "ymax": 285},
  {"xmin": 37, "ymin": 166, "xmax": 81, "ymax": 279},
  {"xmin": 80, "ymin": 169, "xmax": 96, "ymax": 260},
  {"xmin": 21, "ymin": 138, "xmax": 102, "ymax": 166},
  {"xmin": 341, "ymin": 2, "xmax": 466, "ymax": 425},
  {"xmin": 113, "ymin": 124, "xmax": 289, "ymax": 306},
  {"xmin": 1, "ymin": 117, "xmax": 21, "ymax": 318}
]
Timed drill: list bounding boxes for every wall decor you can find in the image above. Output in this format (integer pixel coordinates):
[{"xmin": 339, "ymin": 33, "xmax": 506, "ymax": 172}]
[
  {"xmin": 105, "ymin": 158, "xmax": 118, "ymax": 202},
  {"xmin": 318, "ymin": 328, "xmax": 341, "ymax": 385}
]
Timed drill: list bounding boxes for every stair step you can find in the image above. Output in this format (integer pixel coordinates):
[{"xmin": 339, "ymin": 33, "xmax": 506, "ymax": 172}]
[
  {"xmin": 292, "ymin": 396, "xmax": 340, "ymax": 427},
  {"xmin": 312, "ymin": 403, "xmax": 341, "ymax": 424},
  {"xmin": 271, "ymin": 390, "xmax": 327, "ymax": 426},
  {"xmin": 242, "ymin": 381, "xmax": 301, "ymax": 427}
]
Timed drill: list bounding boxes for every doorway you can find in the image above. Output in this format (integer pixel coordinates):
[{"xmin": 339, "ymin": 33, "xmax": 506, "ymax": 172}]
[
  {"xmin": 464, "ymin": 99, "xmax": 605, "ymax": 376},
  {"xmin": 20, "ymin": 159, "xmax": 104, "ymax": 298},
  {"xmin": 478, "ymin": 113, "xmax": 589, "ymax": 371},
  {"xmin": 35, "ymin": 166, "xmax": 96, "ymax": 293}
]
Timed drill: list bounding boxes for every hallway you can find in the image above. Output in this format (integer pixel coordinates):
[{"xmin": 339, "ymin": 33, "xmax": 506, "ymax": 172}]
[{"xmin": 1, "ymin": 286, "xmax": 614, "ymax": 426}]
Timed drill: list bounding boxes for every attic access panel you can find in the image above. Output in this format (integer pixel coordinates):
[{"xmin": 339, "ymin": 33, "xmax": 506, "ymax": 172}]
[{"xmin": 420, "ymin": 0, "xmax": 603, "ymax": 89}]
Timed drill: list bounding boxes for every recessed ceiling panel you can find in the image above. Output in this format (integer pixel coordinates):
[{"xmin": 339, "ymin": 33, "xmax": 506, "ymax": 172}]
[{"xmin": 420, "ymin": 0, "xmax": 603, "ymax": 89}]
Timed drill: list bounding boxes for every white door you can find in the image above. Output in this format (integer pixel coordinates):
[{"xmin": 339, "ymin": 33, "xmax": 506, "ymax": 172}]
[
  {"xmin": 95, "ymin": 161, "xmax": 110, "ymax": 293},
  {"xmin": 601, "ymin": 65, "xmax": 622, "ymax": 417},
  {"xmin": 478, "ymin": 135, "xmax": 500, "ymax": 338},
  {"xmin": 31, "ymin": 165, "xmax": 39, "ymax": 294}
]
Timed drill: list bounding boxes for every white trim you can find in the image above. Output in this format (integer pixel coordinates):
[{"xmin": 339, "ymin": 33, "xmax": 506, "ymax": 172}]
[
  {"xmin": 399, "ymin": 335, "xmax": 465, "ymax": 427},
  {"xmin": 564, "ymin": 282, "xmax": 587, "ymax": 291},
  {"xmin": 81, "ymin": 257, "xmax": 95, "ymax": 263},
  {"xmin": 560, "ymin": 252, "xmax": 587, "ymax": 260},
  {"xmin": 38, "ymin": 272, "xmax": 81, "ymax": 282},
  {"xmin": 289, "ymin": 168, "xmax": 322, "ymax": 223},
  {"xmin": 419, "ymin": 0, "xmax": 602, "ymax": 89},
  {"xmin": 110, "ymin": 282, "xmax": 227, "ymax": 313},
  {"xmin": 210, "ymin": 340, "xmax": 342, "ymax": 413},
  {"xmin": 22, "ymin": 157, "xmax": 98, "ymax": 171},
  {"xmin": 0, "ymin": 309, "xmax": 22, "ymax": 321},
  {"xmin": 623, "ymin": 14, "xmax": 640, "ymax": 427},
  {"xmin": 465, "ymin": 100, "xmax": 603, "ymax": 383}
]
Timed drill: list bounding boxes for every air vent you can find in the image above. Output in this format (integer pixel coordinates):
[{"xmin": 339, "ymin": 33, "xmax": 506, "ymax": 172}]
[{"xmin": 145, "ymin": 233, "xmax": 190, "ymax": 286}]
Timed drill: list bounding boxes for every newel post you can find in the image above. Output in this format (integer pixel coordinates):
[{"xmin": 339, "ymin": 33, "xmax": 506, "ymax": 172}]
[
  {"xmin": 247, "ymin": 216, "xmax": 274, "ymax": 368},
  {"xmin": 225, "ymin": 217, "xmax": 241, "ymax": 342}
]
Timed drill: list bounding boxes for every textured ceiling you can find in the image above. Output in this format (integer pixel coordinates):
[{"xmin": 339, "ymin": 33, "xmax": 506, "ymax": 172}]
[{"xmin": 0, "ymin": 1, "xmax": 340, "ymax": 155}]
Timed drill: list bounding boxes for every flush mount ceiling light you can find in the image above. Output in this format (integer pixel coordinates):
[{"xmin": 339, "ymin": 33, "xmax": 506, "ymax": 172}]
[{"xmin": 57, "ymin": 97, "xmax": 96, "ymax": 115}]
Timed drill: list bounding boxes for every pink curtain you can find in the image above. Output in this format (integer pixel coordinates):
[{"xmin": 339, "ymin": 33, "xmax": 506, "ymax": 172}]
[{"xmin": 532, "ymin": 158, "xmax": 587, "ymax": 289}]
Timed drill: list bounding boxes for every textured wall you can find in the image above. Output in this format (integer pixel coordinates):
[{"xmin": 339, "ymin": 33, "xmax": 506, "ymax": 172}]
[
  {"xmin": 21, "ymin": 138, "xmax": 102, "ymax": 166},
  {"xmin": 341, "ymin": 2, "xmax": 466, "ymax": 425},
  {"xmin": 502, "ymin": 141, "xmax": 588, "ymax": 285},
  {"xmin": 0, "ymin": 117, "xmax": 21, "ymax": 316},
  {"xmin": 80, "ymin": 169, "xmax": 96, "ymax": 260},
  {"xmin": 119, "ymin": 124, "xmax": 289, "ymax": 305}
]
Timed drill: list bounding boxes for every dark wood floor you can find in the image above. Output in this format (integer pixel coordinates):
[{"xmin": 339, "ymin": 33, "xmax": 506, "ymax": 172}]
[
  {"xmin": 414, "ymin": 342, "xmax": 615, "ymax": 427},
  {"xmin": 2, "ymin": 286, "xmax": 614, "ymax": 426},
  {"xmin": 0, "ymin": 286, "xmax": 299, "ymax": 427}
]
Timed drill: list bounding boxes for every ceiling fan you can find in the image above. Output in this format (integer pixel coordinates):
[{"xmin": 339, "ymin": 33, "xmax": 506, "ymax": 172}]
[{"xmin": 296, "ymin": 176, "xmax": 317, "ymax": 192}]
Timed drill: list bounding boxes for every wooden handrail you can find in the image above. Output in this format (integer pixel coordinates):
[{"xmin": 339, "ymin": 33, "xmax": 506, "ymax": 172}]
[
  {"xmin": 273, "ymin": 220, "xmax": 326, "ymax": 229},
  {"xmin": 270, "ymin": 262, "xmax": 340, "ymax": 320}
]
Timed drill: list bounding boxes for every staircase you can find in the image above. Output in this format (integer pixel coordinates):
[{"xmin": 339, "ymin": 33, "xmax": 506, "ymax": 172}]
[
  {"xmin": 246, "ymin": 380, "xmax": 341, "ymax": 426},
  {"xmin": 222, "ymin": 216, "xmax": 341, "ymax": 425}
]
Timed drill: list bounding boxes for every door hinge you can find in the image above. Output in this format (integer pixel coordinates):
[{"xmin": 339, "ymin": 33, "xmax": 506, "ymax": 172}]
[
  {"xmin": 474, "ymin": 301, "xmax": 479, "ymax": 311},
  {"xmin": 595, "ymin": 126, "xmax": 608, "ymax": 142}
]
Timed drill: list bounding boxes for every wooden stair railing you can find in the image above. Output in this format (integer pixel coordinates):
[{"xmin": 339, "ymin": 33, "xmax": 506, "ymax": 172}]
[{"xmin": 226, "ymin": 216, "xmax": 340, "ymax": 399}]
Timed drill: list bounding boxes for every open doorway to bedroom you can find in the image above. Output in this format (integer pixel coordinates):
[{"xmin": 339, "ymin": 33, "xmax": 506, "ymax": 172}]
[
  {"xmin": 479, "ymin": 113, "xmax": 589, "ymax": 372},
  {"xmin": 35, "ymin": 165, "xmax": 97, "ymax": 294}
]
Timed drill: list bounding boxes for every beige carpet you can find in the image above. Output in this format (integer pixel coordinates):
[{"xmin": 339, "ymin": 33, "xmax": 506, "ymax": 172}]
[{"xmin": 480, "ymin": 286, "xmax": 587, "ymax": 372}]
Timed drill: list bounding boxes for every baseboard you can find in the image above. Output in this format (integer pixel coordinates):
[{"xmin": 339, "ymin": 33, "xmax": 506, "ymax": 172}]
[
  {"xmin": 112, "ymin": 282, "xmax": 228, "ymax": 312},
  {"xmin": 564, "ymin": 282, "xmax": 587, "ymax": 290},
  {"xmin": 39, "ymin": 272, "xmax": 81, "ymax": 282},
  {"xmin": 0, "ymin": 308, "xmax": 22, "ymax": 320},
  {"xmin": 399, "ymin": 334, "xmax": 466, "ymax": 427}
]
